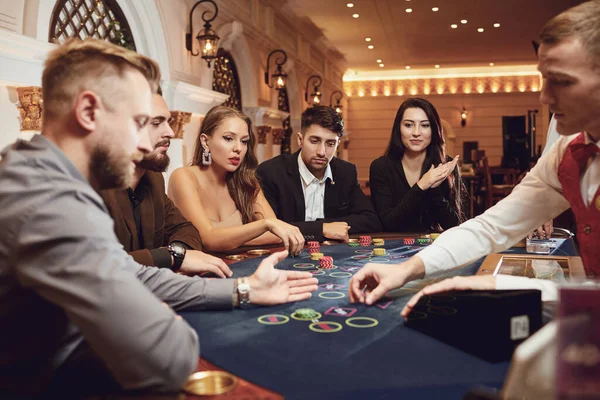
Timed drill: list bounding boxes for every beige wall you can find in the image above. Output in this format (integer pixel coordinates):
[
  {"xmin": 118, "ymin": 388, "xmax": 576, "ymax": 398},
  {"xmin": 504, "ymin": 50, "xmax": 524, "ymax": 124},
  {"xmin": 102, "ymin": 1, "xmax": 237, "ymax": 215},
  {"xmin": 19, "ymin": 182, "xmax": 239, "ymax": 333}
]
[{"xmin": 346, "ymin": 93, "xmax": 549, "ymax": 183}]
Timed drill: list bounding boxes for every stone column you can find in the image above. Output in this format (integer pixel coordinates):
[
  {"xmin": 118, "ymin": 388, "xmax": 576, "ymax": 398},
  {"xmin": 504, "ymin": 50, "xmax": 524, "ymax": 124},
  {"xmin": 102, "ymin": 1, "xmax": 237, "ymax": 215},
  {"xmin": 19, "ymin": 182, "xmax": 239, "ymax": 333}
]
[
  {"xmin": 256, "ymin": 125, "xmax": 271, "ymax": 163},
  {"xmin": 272, "ymin": 128, "xmax": 285, "ymax": 158}
]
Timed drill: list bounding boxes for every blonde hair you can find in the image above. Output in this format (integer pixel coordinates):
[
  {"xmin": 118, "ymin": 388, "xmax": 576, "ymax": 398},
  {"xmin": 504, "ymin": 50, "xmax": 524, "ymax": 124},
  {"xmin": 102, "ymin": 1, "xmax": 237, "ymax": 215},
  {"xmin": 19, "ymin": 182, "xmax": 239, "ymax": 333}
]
[
  {"xmin": 42, "ymin": 38, "xmax": 161, "ymax": 120},
  {"xmin": 540, "ymin": 1, "xmax": 600, "ymax": 67}
]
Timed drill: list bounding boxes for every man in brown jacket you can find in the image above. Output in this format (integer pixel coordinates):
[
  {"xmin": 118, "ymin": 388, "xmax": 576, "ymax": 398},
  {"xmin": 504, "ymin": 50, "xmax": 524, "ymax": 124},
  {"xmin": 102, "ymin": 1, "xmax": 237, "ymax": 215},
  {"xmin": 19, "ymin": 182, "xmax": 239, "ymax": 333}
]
[{"xmin": 101, "ymin": 92, "xmax": 232, "ymax": 277}]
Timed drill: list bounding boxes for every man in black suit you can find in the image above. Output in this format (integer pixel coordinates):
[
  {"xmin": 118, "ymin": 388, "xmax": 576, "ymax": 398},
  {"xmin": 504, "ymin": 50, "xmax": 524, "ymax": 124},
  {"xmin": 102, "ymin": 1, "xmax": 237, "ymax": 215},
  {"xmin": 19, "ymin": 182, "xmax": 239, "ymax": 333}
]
[{"xmin": 257, "ymin": 105, "xmax": 381, "ymax": 242}]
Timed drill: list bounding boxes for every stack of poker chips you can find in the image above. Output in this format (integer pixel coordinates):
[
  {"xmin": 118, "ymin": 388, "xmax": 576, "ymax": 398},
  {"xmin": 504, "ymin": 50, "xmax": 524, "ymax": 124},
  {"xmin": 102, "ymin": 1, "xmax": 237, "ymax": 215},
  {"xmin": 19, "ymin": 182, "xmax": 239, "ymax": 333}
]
[
  {"xmin": 348, "ymin": 239, "xmax": 360, "ymax": 247},
  {"xmin": 293, "ymin": 308, "xmax": 319, "ymax": 319},
  {"xmin": 359, "ymin": 235, "xmax": 372, "ymax": 247},
  {"xmin": 372, "ymin": 238, "xmax": 385, "ymax": 246},
  {"xmin": 416, "ymin": 238, "xmax": 431, "ymax": 245},
  {"xmin": 319, "ymin": 256, "xmax": 334, "ymax": 269},
  {"xmin": 311, "ymin": 252, "xmax": 324, "ymax": 261},
  {"xmin": 307, "ymin": 241, "xmax": 320, "ymax": 254},
  {"xmin": 403, "ymin": 238, "xmax": 416, "ymax": 245},
  {"xmin": 372, "ymin": 248, "xmax": 386, "ymax": 256}
]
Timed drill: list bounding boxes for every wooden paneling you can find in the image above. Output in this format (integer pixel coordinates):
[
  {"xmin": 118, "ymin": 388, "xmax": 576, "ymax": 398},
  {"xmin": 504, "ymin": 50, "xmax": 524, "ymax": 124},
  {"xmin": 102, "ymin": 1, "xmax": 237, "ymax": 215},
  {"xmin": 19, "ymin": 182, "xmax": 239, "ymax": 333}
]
[{"xmin": 347, "ymin": 93, "xmax": 547, "ymax": 181}]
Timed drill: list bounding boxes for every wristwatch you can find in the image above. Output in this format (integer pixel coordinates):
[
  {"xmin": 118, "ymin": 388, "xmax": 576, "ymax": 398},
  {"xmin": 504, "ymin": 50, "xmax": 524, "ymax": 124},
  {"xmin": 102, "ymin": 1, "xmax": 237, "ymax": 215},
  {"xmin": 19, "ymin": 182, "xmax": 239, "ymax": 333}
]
[
  {"xmin": 167, "ymin": 242, "xmax": 186, "ymax": 272},
  {"xmin": 237, "ymin": 278, "xmax": 251, "ymax": 309}
]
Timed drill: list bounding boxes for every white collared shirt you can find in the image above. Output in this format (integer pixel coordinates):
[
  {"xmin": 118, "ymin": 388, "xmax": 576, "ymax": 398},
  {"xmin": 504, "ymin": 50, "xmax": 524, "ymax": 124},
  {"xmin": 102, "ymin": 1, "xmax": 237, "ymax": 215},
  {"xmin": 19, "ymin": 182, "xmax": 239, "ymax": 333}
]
[
  {"xmin": 298, "ymin": 154, "xmax": 333, "ymax": 221},
  {"xmin": 417, "ymin": 132, "xmax": 600, "ymax": 300}
]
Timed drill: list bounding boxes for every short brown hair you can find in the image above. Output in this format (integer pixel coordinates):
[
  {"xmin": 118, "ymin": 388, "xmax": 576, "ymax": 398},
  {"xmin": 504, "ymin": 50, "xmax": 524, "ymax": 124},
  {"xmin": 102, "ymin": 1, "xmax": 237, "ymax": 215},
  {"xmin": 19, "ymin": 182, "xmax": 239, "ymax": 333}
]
[
  {"xmin": 540, "ymin": 1, "xmax": 600, "ymax": 67},
  {"xmin": 42, "ymin": 38, "xmax": 161, "ymax": 120}
]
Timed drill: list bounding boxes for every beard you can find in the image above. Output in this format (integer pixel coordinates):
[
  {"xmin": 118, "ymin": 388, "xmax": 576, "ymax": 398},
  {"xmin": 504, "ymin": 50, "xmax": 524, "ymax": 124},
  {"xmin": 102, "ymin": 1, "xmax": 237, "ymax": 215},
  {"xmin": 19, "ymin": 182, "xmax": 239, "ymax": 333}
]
[
  {"xmin": 138, "ymin": 139, "xmax": 170, "ymax": 172},
  {"xmin": 138, "ymin": 151, "xmax": 170, "ymax": 172},
  {"xmin": 90, "ymin": 139, "xmax": 137, "ymax": 190}
]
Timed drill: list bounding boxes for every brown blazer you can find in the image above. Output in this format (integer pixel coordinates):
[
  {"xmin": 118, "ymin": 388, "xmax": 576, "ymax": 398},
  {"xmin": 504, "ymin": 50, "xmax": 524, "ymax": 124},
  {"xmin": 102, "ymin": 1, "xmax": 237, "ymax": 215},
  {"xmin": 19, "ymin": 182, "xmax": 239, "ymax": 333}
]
[{"xmin": 100, "ymin": 171, "xmax": 202, "ymax": 266}]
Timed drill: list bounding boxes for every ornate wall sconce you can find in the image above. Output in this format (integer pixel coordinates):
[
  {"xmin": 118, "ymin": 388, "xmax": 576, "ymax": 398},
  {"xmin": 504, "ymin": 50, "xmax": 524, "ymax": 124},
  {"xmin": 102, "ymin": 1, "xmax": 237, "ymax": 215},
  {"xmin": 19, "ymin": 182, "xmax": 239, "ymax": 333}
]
[
  {"xmin": 265, "ymin": 49, "xmax": 288, "ymax": 90},
  {"xmin": 186, "ymin": 0, "xmax": 220, "ymax": 67},
  {"xmin": 461, "ymin": 107, "xmax": 468, "ymax": 127},
  {"xmin": 305, "ymin": 75, "xmax": 322, "ymax": 106},
  {"xmin": 17, "ymin": 87, "xmax": 43, "ymax": 131},
  {"xmin": 329, "ymin": 90, "xmax": 344, "ymax": 115}
]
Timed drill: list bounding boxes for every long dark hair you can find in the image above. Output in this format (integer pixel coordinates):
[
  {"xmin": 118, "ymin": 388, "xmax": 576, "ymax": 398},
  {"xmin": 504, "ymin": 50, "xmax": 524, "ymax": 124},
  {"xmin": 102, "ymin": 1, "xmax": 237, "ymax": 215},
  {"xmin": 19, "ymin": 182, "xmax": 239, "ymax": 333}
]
[
  {"xmin": 385, "ymin": 97, "xmax": 466, "ymax": 223},
  {"xmin": 191, "ymin": 106, "xmax": 260, "ymax": 224}
]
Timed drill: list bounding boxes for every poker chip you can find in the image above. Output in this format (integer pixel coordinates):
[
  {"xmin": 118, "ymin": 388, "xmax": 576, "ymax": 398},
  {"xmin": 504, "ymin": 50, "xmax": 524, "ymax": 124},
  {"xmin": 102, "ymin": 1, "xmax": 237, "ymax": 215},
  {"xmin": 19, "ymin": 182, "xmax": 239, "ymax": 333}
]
[
  {"xmin": 307, "ymin": 241, "xmax": 321, "ymax": 254},
  {"xmin": 348, "ymin": 242, "xmax": 360, "ymax": 247},
  {"xmin": 293, "ymin": 308, "xmax": 319, "ymax": 319},
  {"xmin": 372, "ymin": 238, "xmax": 385, "ymax": 246},
  {"xmin": 403, "ymin": 238, "xmax": 415, "ymax": 245},
  {"xmin": 319, "ymin": 256, "xmax": 334, "ymax": 270},
  {"xmin": 417, "ymin": 238, "xmax": 431, "ymax": 245},
  {"xmin": 359, "ymin": 235, "xmax": 372, "ymax": 247},
  {"xmin": 430, "ymin": 233, "xmax": 441, "ymax": 241},
  {"xmin": 310, "ymin": 252, "xmax": 324, "ymax": 260},
  {"xmin": 372, "ymin": 248, "xmax": 386, "ymax": 256}
]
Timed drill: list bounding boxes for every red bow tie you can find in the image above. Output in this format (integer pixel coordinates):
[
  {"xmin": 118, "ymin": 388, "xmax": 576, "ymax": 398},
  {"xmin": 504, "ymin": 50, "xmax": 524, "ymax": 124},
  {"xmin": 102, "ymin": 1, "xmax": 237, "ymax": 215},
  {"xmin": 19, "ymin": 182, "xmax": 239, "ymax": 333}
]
[{"xmin": 570, "ymin": 142, "xmax": 599, "ymax": 170}]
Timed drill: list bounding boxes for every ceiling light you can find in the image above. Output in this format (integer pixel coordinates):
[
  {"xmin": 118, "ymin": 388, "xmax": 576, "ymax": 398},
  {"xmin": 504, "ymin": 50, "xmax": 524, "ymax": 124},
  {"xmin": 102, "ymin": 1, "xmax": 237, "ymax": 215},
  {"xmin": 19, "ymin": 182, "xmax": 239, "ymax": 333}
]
[
  {"xmin": 477, "ymin": 28, "xmax": 484, "ymax": 32},
  {"xmin": 451, "ymin": 24, "xmax": 458, "ymax": 29},
  {"xmin": 365, "ymin": 37, "xmax": 372, "ymax": 42},
  {"xmin": 432, "ymin": 7, "xmax": 439, "ymax": 11},
  {"xmin": 376, "ymin": 59, "xmax": 382, "ymax": 63},
  {"xmin": 461, "ymin": 19, "xmax": 468, "ymax": 24},
  {"xmin": 347, "ymin": 3, "xmax": 354, "ymax": 7},
  {"xmin": 379, "ymin": 63, "xmax": 385, "ymax": 67},
  {"xmin": 368, "ymin": 45, "xmax": 374, "ymax": 49},
  {"xmin": 405, "ymin": 66, "xmax": 411, "ymax": 70},
  {"xmin": 435, "ymin": 64, "xmax": 440, "ymax": 68},
  {"xmin": 493, "ymin": 23, "xmax": 500, "ymax": 28},
  {"xmin": 352, "ymin": 13, "xmax": 359, "ymax": 18},
  {"xmin": 406, "ymin": 8, "xmax": 413, "ymax": 13},
  {"xmin": 489, "ymin": 62, "xmax": 495, "ymax": 66}
]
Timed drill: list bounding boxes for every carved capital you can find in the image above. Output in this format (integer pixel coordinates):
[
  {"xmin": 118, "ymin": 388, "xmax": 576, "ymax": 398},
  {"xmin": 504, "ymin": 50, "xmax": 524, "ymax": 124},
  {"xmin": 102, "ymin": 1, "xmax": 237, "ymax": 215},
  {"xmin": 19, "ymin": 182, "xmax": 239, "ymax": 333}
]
[
  {"xmin": 272, "ymin": 128, "xmax": 285, "ymax": 145},
  {"xmin": 169, "ymin": 110, "xmax": 192, "ymax": 139},
  {"xmin": 256, "ymin": 125, "xmax": 272, "ymax": 144},
  {"xmin": 17, "ymin": 87, "xmax": 43, "ymax": 131}
]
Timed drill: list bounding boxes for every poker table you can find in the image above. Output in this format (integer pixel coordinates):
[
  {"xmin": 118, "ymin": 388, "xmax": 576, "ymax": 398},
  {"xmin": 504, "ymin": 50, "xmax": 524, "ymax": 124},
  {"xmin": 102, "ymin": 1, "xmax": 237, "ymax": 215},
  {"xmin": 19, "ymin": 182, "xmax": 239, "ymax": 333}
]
[{"xmin": 181, "ymin": 236, "xmax": 577, "ymax": 400}]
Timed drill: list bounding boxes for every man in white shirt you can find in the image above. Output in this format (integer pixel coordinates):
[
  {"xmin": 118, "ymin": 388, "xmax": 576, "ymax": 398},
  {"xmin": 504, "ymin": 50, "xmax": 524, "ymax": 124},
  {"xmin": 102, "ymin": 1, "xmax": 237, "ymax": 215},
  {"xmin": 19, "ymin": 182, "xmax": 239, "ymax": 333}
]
[{"xmin": 348, "ymin": 0, "xmax": 600, "ymax": 315}]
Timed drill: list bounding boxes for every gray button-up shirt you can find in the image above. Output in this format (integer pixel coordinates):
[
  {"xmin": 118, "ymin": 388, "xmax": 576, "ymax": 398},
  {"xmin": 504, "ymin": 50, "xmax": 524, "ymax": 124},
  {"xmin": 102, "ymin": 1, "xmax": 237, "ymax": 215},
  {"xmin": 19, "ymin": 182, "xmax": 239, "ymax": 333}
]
[{"xmin": 0, "ymin": 135, "xmax": 234, "ymax": 396}]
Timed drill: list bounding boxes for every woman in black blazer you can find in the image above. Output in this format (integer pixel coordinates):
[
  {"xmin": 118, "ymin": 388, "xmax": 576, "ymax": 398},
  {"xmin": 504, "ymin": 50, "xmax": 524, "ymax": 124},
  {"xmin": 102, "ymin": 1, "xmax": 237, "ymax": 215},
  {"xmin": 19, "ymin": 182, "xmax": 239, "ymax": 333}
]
[{"xmin": 370, "ymin": 98, "xmax": 466, "ymax": 233}]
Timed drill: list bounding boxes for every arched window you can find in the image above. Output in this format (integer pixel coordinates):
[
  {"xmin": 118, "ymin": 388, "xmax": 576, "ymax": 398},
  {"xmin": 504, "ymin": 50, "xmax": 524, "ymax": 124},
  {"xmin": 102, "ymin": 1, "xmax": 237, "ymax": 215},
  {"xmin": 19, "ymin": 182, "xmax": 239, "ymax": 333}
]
[
  {"xmin": 49, "ymin": 0, "xmax": 136, "ymax": 51},
  {"xmin": 278, "ymin": 87, "xmax": 292, "ymax": 154},
  {"xmin": 212, "ymin": 49, "xmax": 243, "ymax": 111}
]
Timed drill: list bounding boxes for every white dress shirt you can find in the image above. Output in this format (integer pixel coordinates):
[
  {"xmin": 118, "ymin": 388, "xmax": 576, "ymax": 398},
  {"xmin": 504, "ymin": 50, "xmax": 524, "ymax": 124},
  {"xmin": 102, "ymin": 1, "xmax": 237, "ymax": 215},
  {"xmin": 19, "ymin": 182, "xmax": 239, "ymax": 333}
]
[
  {"xmin": 298, "ymin": 154, "xmax": 333, "ymax": 221},
  {"xmin": 417, "ymin": 133, "xmax": 600, "ymax": 300}
]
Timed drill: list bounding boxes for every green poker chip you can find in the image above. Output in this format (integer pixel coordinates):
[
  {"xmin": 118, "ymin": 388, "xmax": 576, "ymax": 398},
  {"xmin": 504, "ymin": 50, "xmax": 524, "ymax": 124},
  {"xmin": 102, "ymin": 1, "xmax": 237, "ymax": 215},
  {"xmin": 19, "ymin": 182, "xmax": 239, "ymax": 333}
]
[{"xmin": 292, "ymin": 308, "xmax": 320, "ymax": 320}]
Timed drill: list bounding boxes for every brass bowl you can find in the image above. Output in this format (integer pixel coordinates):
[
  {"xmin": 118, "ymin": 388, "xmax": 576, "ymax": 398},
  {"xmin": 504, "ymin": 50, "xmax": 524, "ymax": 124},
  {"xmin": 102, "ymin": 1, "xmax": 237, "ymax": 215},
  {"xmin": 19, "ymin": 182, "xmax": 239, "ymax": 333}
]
[
  {"xmin": 226, "ymin": 254, "xmax": 248, "ymax": 261},
  {"xmin": 246, "ymin": 249, "xmax": 271, "ymax": 256},
  {"xmin": 183, "ymin": 370, "xmax": 238, "ymax": 395}
]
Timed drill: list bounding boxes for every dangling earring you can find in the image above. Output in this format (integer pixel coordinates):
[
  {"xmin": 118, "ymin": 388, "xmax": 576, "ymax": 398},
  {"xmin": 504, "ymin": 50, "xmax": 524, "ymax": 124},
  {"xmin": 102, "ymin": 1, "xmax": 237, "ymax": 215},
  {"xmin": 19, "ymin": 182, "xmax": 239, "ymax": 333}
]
[{"xmin": 202, "ymin": 149, "xmax": 212, "ymax": 166}]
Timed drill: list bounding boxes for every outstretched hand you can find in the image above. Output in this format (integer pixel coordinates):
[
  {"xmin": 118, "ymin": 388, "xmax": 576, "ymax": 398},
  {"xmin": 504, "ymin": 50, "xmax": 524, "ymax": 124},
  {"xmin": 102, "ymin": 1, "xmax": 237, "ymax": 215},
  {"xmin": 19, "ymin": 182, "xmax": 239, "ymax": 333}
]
[{"xmin": 249, "ymin": 250, "xmax": 318, "ymax": 305}]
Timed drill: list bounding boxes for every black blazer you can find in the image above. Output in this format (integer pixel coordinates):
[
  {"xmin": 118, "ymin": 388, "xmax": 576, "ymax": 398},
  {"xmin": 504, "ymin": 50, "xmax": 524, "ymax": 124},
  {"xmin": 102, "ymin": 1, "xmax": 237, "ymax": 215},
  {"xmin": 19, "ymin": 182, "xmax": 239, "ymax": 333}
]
[
  {"xmin": 369, "ymin": 155, "xmax": 461, "ymax": 233},
  {"xmin": 257, "ymin": 151, "xmax": 381, "ymax": 241}
]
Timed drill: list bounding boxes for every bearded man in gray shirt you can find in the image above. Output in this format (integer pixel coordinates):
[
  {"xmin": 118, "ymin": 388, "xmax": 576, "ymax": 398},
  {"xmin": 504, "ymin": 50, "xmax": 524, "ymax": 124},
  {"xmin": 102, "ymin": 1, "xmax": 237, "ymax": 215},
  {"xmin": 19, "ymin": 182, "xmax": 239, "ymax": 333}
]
[{"xmin": 0, "ymin": 38, "xmax": 317, "ymax": 398}]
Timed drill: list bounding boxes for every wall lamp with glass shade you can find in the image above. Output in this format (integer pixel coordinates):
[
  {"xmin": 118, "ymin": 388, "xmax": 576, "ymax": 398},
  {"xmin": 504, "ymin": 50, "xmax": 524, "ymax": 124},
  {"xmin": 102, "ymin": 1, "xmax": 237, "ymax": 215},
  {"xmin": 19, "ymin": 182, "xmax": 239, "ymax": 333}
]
[
  {"xmin": 329, "ymin": 90, "xmax": 344, "ymax": 115},
  {"xmin": 185, "ymin": 0, "xmax": 220, "ymax": 67},
  {"xmin": 264, "ymin": 49, "xmax": 288, "ymax": 90},
  {"xmin": 305, "ymin": 75, "xmax": 323, "ymax": 105}
]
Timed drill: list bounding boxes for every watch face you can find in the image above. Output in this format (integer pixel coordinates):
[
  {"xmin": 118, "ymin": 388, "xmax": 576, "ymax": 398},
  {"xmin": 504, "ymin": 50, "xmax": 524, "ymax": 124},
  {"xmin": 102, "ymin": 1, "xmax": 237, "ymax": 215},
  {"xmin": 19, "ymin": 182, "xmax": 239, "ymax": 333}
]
[
  {"xmin": 170, "ymin": 244, "xmax": 186, "ymax": 257},
  {"xmin": 238, "ymin": 282, "xmax": 250, "ymax": 293}
]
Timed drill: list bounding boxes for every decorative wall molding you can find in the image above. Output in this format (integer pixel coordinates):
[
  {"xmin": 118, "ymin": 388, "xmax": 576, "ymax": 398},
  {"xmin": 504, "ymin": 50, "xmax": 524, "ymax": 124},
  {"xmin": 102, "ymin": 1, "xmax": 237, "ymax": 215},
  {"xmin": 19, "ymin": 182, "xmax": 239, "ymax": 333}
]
[
  {"xmin": 272, "ymin": 128, "xmax": 285, "ymax": 145},
  {"xmin": 169, "ymin": 110, "xmax": 192, "ymax": 139},
  {"xmin": 243, "ymin": 106, "xmax": 289, "ymax": 126},
  {"xmin": 0, "ymin": 30, "xmax": 55, "ymax": 87},
  {"xmin": 162, "ymin": 79, "xmax": 230, "ymax": 115},
  {"xmin": 17, "ymin": 86, "xmax": 43, "ymax": 131},
  {"xmin": 344, "ymin": 75, "xmax": 542, "ymax": 97},
  {"xmin": 256, "ymin": 125, "xmax": 272, "ymax": 144}
]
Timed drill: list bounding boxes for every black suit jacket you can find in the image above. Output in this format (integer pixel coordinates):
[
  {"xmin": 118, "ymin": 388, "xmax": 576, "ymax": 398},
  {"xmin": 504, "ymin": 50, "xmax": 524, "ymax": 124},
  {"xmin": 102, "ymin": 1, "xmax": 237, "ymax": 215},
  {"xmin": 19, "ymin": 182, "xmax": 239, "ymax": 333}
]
[{"xmin": 256, "ymin": 151, "xmax": 381, "ymax": 241}]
